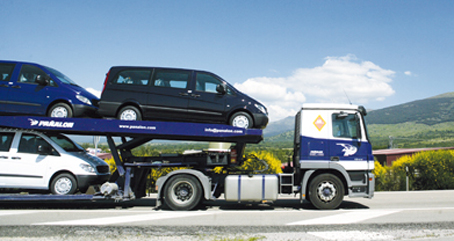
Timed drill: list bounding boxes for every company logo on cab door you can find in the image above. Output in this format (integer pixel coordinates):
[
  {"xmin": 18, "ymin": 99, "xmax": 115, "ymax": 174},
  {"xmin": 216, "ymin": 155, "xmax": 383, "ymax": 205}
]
[
  {"xmin": 28, "ymin": 118, "xmax": 75, "ymax": 128},
  {"xmin": 337, "ymin": 143, "xmax": 358, "ymax": 156}
]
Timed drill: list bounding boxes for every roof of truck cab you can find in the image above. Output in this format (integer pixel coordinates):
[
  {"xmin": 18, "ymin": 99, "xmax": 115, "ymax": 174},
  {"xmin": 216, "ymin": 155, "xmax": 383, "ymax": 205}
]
[{"xmin": 301, "ymin": 103, "xmax": 360, "ymax": 110}]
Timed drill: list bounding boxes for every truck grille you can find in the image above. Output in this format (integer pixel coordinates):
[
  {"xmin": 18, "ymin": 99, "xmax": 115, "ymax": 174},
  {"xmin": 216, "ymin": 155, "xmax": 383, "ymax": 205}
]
[{"xmin": 97, "ymin": 166, "xmax": 110, "ymax": 174}]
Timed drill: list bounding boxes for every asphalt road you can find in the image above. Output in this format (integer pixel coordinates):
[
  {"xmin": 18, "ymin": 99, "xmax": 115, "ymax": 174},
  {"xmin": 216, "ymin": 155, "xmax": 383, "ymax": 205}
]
[{"xmin": 1, "ymin": 190, "xmax": 454, "ymax": 240}]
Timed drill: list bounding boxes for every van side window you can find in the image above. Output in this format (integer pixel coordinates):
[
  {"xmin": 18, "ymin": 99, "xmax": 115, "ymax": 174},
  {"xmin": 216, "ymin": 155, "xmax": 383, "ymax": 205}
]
[
  {"xmin": 195, "ymin": 73, "xmax": 230, "ymax": 94},
  {"xmin": 0, "ymin": 63, "xmax": 15, "ymax": 82},
  {"xmin": 18, "ymin": 65, "xmax": 50, "ymax": 85},
  {"xmin": 18, "ymin": 134, "xmax": 57, "ymax": 155},
  {"xmin": 0, "ymin": 132, "xmax": 14, "ymax": 152},
  {"xmin": 152, "ymin": 70, "xmax": 190, "ymax": 89},
  {"xmin": 332, "ymin": 113, "xmax": 361, "ymax": 139},
  {"xmin": 114, "ymin": 70, "xmax": 151, "ymax": 86}
]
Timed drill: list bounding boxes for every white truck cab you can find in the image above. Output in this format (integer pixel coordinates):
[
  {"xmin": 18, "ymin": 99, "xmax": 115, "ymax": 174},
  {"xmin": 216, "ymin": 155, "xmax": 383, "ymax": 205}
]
[{"xmin": 0, "ymin": 129, "xmax": 110, "ymax": 194}]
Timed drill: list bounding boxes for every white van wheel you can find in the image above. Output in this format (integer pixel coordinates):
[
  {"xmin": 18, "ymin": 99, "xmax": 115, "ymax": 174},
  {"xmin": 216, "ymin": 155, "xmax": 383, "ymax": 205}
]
[
  {"xmin": 49, "ymin": 103, "xmax": 73, "ymax": 118},
  {"xmin": 118, "ymin": 106, "xmax": 142, "ymax": 121},
  {"xmin": 51, "ymin": 173, "xmax": 77, "ymax": 195},
  {"xmin": 230, "ymin": 112, "xmax": 253, "ymax": 129}
]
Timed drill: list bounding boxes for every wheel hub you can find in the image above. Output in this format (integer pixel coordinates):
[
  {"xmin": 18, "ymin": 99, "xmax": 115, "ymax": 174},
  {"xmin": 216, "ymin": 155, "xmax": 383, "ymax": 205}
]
[
  {"xmin": 232, "ymin": 116, "xmax": 249, "ymax": 128},
  {"xmin": 51, "ymin": 107, "xmax": 68, "ymax": 118},
  {"xmin": 317, "ymin": 181, "xmax": 337, "ymax": 202},
  {"xmin": 174, "ymin": 183, "xmax": 193, "ymax": 202},
  {"xmin": 120, "ymin": 110, "xmax": 137, "ymax": 120}
]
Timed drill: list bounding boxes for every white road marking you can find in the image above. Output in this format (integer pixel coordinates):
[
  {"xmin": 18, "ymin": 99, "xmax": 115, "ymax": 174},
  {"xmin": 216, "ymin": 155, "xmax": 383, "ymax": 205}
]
[
  {"xmin": 32, "ymin": 211, "xmax": 213, "ymax": 226},
  {"xmin": 0, "ymin": 211, "xmax": 41, "ymax": 216},
  {"xmin": 308, "ymin": 231, "xmax": 394, "ymax": 240},
  {"xmin": 286, "ymin": 210, "xmax": 400, "ymax": 225}
]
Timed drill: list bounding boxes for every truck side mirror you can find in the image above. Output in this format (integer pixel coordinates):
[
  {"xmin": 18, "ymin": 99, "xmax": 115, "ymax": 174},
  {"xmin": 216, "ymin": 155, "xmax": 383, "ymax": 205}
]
[
  {"xmin": 35, "ymin": 75, "xmax": 49, "ymax": 86},
  {"xmin": 216, "ymin": 84, "xmax": 226, "ymax": 95}
]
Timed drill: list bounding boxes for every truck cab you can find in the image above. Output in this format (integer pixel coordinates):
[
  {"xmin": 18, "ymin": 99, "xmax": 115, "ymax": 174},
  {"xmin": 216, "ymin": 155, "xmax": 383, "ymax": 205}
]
[{"xmin": 294, "ymin": 104, "xmax": 374, "ymax": 209}]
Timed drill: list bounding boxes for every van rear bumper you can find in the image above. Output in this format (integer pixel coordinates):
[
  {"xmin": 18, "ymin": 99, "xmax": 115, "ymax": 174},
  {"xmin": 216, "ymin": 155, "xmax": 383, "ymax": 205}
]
[{"xmin": 76, "ymin": 174, "xmax": 110, "ymax": 192}]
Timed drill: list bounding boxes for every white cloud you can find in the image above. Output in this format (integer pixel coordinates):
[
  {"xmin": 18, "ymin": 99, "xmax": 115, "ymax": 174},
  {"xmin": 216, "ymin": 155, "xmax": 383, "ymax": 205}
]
[
  {"xmin": 86, "ymin": 87, "xmax": 102, "ymax": 98},
  {"xmin": 404, "ymin": 71, "xmax": 412, "ymax": 76},
  {"xmin": 234, "ymin": 55, "xmax": 395, "ymax": 121}
]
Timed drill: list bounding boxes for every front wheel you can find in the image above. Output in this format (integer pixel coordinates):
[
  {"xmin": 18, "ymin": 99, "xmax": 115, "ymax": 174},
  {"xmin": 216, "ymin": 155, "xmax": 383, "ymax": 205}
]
[
  {"xmin": 163, "ymin": 175, "xmax": 203, "ymax": 211},
  {"xmin": 50, "ymin": 173, "xmax": 78, "ymax": 195},
  {"xmin": 48, "ymin": 103, "xmax": 73, "ymax": 118},
  {"xmin": 308, "ymin": 174, "xmax": 344, "ymax": 210},
  {"xmin": 229, "ymin": 112, "xmax": 253, "ymax": 129}
]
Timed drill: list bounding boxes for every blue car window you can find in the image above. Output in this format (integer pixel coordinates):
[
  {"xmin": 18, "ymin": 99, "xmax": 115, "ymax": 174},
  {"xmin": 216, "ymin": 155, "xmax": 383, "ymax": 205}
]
[
  {"xmin": 0, "ymin": 64, "xmax": 15, "ymax": 82},
  {"xmin": 18, "ymin": 65, "xmax": 57, "ymax": 86}
]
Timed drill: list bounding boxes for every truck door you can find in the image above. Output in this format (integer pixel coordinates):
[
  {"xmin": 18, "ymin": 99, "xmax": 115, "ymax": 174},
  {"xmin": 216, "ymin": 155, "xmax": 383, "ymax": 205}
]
[{"xmin": 329, "ymin": 112, "xmax": 370, "ymax": 167}]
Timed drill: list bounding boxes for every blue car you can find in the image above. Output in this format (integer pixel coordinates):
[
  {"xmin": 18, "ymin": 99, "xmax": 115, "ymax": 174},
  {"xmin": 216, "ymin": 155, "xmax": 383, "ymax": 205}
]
[{"xmin": 0, "ymin": 60, "xmax": 99, "ymax": 118}]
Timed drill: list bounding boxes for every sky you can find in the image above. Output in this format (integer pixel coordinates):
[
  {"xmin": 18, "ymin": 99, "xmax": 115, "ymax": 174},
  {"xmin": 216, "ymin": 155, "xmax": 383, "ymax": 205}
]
[{"xmin": 1, "ymin": 0, "xmax": 453, "ymax": 122}]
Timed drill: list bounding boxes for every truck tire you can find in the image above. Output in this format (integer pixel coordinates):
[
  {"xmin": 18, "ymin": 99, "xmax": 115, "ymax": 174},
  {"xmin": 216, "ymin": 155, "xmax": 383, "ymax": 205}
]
[
  {"xmin": 48, "ymin": 103, "xmax": 73, "ymax": 118},
  {"xmin": 308, "ymin": 173, "xmax": 344, "ymax": 210},
  {"xmin": 163, "ymin": 175, "xmax": 203, "ymax": 211},
  {"xmin": 117, "ymin": 106, "xmax": 142, "ymax": 121},
  {"xmin": 50, "ymin": 173, "xmax": 78, "ymax": 195},
  {"xmin": 229, "ymin": 112, "xmax": 253, "ymax": 129}
]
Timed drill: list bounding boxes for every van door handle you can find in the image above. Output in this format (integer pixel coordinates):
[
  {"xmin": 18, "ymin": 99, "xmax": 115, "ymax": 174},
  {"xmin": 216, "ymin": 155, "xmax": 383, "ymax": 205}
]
[
  {"xmin": 0, "ymin": 156, "xmax": 8, "ymax": 159},
  {"xmin": 11, "ymin": 85, "xmax": 21, "ymax": 89},
  {"xmin": 179, "ymin": 93, "xmax": 189, "ymax": 96},
  {"xmin": 0, "ymin": 84, "xmax": 8, "ymax": 88},
  {"xmin": 191, "ymin": 94, "xmax": 201, "ymax": 98},
  {"xmin": 11, "ymin": 157, "xmax": 21, "ymax": 160}
]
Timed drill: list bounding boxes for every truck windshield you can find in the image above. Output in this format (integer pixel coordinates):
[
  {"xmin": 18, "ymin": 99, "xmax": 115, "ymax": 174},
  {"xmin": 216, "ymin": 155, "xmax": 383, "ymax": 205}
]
[
  {"xmin": 332, "ymin": 113, "xmax": 361, "ymax": 139},
  {"xmin": 45, "ymin": 133, "xmax": 85, "ymax": 152},
  {"xmin": 45, "ymin": 66, "xmax": 79, "ymax": 86}
]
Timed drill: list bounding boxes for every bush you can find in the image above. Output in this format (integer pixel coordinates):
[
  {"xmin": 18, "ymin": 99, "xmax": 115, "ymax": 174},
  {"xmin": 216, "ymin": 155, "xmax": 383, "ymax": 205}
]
[{"xmin": 373, "ymin": 150, "xmax": 454, "ymax": 191}]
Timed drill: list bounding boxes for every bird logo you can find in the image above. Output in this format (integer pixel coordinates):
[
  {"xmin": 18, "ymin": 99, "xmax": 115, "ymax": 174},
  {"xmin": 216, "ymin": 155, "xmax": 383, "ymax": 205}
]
[
  {"xmin": 28, "ymin": 118, "xmax": 39, "ymax": 126},
  {"xmin": 336, "ymin": 143, "xmax": 358, "ymax": 156}
]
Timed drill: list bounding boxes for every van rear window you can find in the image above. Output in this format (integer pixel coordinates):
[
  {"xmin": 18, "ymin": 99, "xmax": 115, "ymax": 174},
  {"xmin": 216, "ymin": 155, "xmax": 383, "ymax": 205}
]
[{"xmin": 114, "ymin": 70, "xmax": 151, "ymax": 86}]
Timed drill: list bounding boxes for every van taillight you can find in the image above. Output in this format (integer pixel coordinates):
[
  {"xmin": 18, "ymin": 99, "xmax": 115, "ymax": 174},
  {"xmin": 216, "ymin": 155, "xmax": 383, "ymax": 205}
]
[{"xmin": 101, "ymin": 71, "xmax": 110, "ymax": 94}]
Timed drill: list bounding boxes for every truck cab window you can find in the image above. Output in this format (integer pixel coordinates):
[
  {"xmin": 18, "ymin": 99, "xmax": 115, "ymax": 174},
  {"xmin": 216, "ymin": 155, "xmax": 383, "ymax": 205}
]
[{"xmin": 332, "ymin": 113, "xmax": 361, "ymax": 139}]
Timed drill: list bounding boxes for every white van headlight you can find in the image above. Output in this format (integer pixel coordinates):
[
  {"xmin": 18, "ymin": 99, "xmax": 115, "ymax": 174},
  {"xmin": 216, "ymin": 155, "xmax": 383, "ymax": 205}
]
[
  {"xmin": 76, "ymin": 95, "xmax": 92, "ymax": 105},
  {"xmin": 254, "ymin": 104, "xmax": 267, "ymax": 114},
  {"xmin": 80, "ymin": 163, "xmax": 95, "ymax": 173}
]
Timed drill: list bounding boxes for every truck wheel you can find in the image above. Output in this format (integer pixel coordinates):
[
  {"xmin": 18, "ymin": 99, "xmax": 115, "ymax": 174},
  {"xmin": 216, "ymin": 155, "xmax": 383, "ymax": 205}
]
[
  {"xmin": 164, "ymin": 175, "xmax": 203, "ymax": 211},
  {"xmin": 308, "ymin": 174, "xmax": 344, "ymax": 210},
  {"xmin": 48, "ymin": 103, "xmax": 73, "ymax": 118},
  {"xmin": 117, "ymin": 106, "xmax": 142, "ymax": 121},
  {"xmin": 229, "ymin": 112, "xmax": 253, "ymax": 129},
  {"xmin": 50, "ymin": 173, "xmax": 78, "ymax": 195}
]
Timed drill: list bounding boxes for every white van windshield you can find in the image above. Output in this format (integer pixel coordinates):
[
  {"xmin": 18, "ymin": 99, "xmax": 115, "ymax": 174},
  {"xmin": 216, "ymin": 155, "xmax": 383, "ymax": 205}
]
[
  {"xmin": 45, "ymin": 66, "xmax": 78, "ymax": 86},
  {"xmin": 46, "ymin": 133, "xmax": 85, "ymax": 152}
]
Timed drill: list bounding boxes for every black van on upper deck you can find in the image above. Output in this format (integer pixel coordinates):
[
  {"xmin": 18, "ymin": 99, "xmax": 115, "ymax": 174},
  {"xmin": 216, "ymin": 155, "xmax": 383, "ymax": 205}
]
[{"xmin": 98, "ymin": 67, "xmax": 268, "ymax": 129}]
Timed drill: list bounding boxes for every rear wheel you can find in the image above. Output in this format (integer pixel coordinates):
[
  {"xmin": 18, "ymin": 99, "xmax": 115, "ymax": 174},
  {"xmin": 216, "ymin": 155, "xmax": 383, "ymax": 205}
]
[
  {"xmin": 308, "ymin": 174, "xmax": 344, "ymax": 210},
  {"xmin": 48, "ymin": 103, "xmax": 73, "ymax": 118},
  {"xmin": 229, "ymin": 112, "xmax": 253, "ymax": 129},
  {"xmin": 117, "ymin": 106, "xmax": 142, "ymax": 121},
  {"xmin": 50, "ymin": 173, "xmax": 78, "ymax": 195},
  {"xmin": 164, "ymin": 175, "xmax": 203, "ymax": 211}
]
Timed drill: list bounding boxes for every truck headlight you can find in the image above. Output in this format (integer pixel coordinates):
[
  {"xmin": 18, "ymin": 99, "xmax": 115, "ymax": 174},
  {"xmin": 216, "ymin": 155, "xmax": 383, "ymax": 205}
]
[
  {"xmin": 80, "ymin": 163, "xmax": 95, "ymax": 173},
  {"xmin": 254, "ymin": 104, "xmax": 267, "ymax": 115},
  {"xmin": 76, "ymin": 95, "xmax": 92, "ymax": 105}
]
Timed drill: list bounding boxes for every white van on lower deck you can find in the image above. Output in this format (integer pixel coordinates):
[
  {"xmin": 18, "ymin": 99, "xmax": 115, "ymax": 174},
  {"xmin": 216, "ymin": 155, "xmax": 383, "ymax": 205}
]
[{"xmin": 0, "ymin": 129, "xmax": 110, "ymax": 194}]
